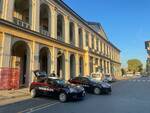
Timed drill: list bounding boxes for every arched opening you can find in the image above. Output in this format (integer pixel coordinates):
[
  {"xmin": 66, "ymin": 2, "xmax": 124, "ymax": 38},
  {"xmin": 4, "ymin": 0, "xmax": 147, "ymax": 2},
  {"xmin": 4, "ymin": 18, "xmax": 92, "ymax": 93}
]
[
  {"xmin": 79, "ymin": 28, "xmax": 83, "ymax": 48},
  {"xmin": 70, "ymin": 54, "xmax": 76, "ymax": 78},
  {"xmin": 90, "ymin": 57, "xmax": 93, "ymax": 74},
  {"xmin": 57, "ymin": 51, "xmax": 65, "ymax": 79},
  {"xmin": 0, "ymin": 0, "xmax": 2, "ymax": 17},
  {"xmin": 57, "ymin": 14, "xmax": 64, "ymax": 41},
  {"xmin": 11, "ymin": 41, "xmax": 30, "ymax": 87},
  {"xmin": 69, "ymin": 22, "xmax": 75, "ymax": 45},
  {"xmin": 39, "ymin": 47, "xmax": 51, "ymax": 74},
  {"xmin": 40, "ymin": 4, "xmax": 50, "ymax": 36},
  {"xmin": 79, "ymin": 57, "xmax": 84, "ymax": 76},
  {"xmin": 13, "ymin": 0, "xmax": 30, "ymax": 28}
]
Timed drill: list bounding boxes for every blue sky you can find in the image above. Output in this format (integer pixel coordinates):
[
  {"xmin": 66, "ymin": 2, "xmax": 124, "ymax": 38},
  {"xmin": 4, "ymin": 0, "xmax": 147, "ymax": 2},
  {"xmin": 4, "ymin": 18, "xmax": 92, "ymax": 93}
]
[{"xmin": 64, "ymin": 0, "xmax": 150, "ymax": 67}]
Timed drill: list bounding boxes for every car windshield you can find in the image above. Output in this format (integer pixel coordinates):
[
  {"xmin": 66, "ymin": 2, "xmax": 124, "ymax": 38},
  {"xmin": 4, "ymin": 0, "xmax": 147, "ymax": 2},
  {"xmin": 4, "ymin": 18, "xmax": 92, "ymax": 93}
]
[{"xmin": 87, "ymin": 77, "xmax": 101, "ymax": 83}]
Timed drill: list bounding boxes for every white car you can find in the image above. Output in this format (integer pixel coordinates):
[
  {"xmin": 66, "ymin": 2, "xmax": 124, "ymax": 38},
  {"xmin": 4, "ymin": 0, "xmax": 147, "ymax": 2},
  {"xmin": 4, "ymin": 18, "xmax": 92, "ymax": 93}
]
[{"xmin": 103, "ymin": 75, "xmax": 113, "ymax": 83}]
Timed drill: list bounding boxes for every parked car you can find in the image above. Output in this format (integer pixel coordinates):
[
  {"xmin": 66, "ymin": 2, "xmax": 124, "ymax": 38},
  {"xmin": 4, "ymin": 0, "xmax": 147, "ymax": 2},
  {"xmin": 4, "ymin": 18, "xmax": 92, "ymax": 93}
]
[
  {"xmin": 103, "ymin": 75, "xmax": 114, "ymax": 83},
  {"xmin": 30, "ymin": 70, "xmax": 86, "ymax": 102},
  {"xmin": 68, "ymin": 76, "xmax": 111, "ymax": 95}
]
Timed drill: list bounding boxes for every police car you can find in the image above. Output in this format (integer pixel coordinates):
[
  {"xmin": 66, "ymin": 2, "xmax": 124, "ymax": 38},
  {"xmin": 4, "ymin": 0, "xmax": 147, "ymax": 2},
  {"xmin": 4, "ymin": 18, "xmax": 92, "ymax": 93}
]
[
  {"xmin": 30, "ymin": 70, "xmax": 86, "ymax": 102},
  {"xmin": 69, "ymin": 76, "xmax": 111, "ymax": 95}
]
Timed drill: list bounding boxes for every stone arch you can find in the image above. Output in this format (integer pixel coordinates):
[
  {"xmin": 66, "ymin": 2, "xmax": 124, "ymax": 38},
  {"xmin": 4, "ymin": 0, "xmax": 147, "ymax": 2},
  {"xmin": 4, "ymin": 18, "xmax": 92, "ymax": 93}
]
[
  {"xmin": 11, "ymin": 40, "xmax": 30, "ymax": 87},
  {"xmin": 39, "ymin": 47, "xmax": 51, "ymax": 74},
  {"xmin": 57, "ymin": 13, "xmax": 65, "ymax": 41},
  {"xmin": 70, "ymin": 54, "xmax": 76, "ymax": 78},
  {"xmin": 13, "ymin": 0, "xmax": 30, "ymax": 23},
  {"xmin": 57, "ymin": 50, "xmax": 65, "ymax": 79},
  {"xmin": 69, "ymin": 21, "xmax": 75, "ymax": 45},
  {"xmin": 79, "ymin": 56, "xmax": 84, "ymax": 76},
  {"xmin": 79, "ymin": 28, "xmax": 83, "ymax": 48},
  {"xmin": 40, "ymin": 3, "xmax": 51, "ymax": 36}
]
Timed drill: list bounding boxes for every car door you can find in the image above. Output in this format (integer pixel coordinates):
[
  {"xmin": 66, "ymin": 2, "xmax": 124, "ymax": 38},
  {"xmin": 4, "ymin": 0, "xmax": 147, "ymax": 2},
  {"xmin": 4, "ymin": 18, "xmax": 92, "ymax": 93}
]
[
  {"xmin": 37, "ymin": 80, "xmax": 52, "ymax": 95},
  {"xmin": 46, "ymin": 79, "xmax": 58, "ymax": 96}
]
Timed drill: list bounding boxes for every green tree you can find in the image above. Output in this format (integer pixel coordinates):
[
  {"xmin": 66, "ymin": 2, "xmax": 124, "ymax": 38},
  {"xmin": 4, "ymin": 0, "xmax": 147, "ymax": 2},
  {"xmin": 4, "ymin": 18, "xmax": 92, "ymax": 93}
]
[
  {"xmin": 127, "ymin": 59, "xmax": 143, "ymax": 73},
  {"xmin": 121, "ymin": 68, "xmax": 126, "ymax": 76}
]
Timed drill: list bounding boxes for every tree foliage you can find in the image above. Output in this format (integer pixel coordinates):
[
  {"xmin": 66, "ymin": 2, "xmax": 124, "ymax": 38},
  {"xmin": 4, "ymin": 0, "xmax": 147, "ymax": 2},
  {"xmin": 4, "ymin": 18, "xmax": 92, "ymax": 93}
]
[
  {"xmin": 121, "ymin": 68, "xmax": 126, "ymax": 75},
  {"xmin": 127, "ymin": 59, "xmax": 143, "ymax": 72}
]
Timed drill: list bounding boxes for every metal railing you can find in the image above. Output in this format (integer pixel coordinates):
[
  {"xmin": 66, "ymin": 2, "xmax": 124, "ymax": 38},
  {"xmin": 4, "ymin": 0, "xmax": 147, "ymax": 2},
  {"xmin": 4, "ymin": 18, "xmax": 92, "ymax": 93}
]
[
  {"xmin": 13, "ymin": 17, "xmax": 30, "ymax": 29},
  {"xmin": 40, "ymin": 27, "xmax": 50, "ymax": 37},
  {"xmin": 57, "ymin": 36, "xmax": 64, "ymax": 42}
]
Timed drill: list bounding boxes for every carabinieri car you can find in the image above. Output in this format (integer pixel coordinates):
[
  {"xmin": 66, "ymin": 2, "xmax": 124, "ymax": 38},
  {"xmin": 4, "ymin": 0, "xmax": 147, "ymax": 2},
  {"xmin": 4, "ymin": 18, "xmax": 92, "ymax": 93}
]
[
  {"xmin": 30, "ymin": 70, "xmax": 86, "ymax": 102},
  {"xmin": 69, "ymin": 76, "xmax": 111, "ymax": 95}
]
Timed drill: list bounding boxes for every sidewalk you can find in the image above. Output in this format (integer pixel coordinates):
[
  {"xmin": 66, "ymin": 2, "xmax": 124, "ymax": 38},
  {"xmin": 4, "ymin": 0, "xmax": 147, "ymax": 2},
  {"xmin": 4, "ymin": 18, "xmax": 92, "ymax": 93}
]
[{"xmin": 0, "ymin": 88, "xmax": 31, "ymax": 106}]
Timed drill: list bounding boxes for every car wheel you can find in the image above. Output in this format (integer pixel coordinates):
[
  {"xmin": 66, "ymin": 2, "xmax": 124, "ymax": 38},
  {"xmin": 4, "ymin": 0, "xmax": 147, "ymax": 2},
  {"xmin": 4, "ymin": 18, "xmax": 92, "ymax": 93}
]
[
  {"xmin": 30, "ymin": 89, "xmax": 37, "ymax": 98},
  {"xmin": 94, "ymin": 87, "xmax": 101, "ymax": 95},
  {"xmin": 59, "ymin": 93, "xmax": 67, "ymax": 102}
]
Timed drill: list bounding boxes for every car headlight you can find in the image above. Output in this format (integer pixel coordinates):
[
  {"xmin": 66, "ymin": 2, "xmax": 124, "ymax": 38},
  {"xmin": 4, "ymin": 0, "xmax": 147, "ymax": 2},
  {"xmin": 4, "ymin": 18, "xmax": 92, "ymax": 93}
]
[
  {"xmin": 101, "ymin": 84, "xmax": 110, "ymax": 88},
  {"xmin": 69, "ymin": 88, "xmax": 77, "ymax": 93}
]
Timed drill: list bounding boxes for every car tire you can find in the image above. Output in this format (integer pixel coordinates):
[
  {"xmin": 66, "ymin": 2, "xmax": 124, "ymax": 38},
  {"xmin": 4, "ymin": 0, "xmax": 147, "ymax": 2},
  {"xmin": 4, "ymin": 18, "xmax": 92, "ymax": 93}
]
[
  {"xmin": 30, "ymin": 89, "xmax": 37, "ymax": 98},
  {"xmin": 94, "ymin": 87, "xmax": 101, "ymax": 95},
  {"xmin": 59, "ymin": 93, "xmax": 67, "ymax": 102}
]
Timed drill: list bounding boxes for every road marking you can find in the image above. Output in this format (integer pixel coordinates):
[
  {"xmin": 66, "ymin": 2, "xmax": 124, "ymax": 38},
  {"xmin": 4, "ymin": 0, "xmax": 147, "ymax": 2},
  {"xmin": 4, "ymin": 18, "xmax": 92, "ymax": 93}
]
[{"xmin": 18, "ymin": 102, "xmax": 60, "ymax": 113}]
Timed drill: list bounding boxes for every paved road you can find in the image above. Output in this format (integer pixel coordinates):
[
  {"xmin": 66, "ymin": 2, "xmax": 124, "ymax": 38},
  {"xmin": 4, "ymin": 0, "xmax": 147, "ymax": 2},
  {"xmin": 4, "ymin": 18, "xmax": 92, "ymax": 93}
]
[{"xmin": 1, "ymin": 76, "xmax": 150, "ymax": 113}]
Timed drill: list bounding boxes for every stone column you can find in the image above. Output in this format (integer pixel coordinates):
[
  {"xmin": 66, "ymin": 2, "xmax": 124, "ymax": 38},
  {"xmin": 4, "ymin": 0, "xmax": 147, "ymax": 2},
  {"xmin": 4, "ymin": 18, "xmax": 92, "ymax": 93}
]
[
  {"xmin": 64, "ymin": 16, "xmax": 69, "ymax": 44},
  {"xmin": 1, "ymin": 0, "xmax": 14, "ymax": 22},
  {"xmin": 50, "ymin": 7, "xmax": 57, "ymax": 39},
  {"xmin": 75, "ymin": 23, "xmax": 79, "ymax": 47},
  {"xmin": 0, "ymin": 34, "xmax": 12, "ymax": 68},
  {"xmin": 75, "ymin": 54, "xmax": 80, "ymax": 77},
  {"xmin": 30, "ymin": 0, "xmax": 40, "ymax": 32},
  {"xmin": 31, "ymin": 42, "xmax": 39, "ymax": 82},
  {"xmin": 84, "ymin": 52, "xmax": 90, "ymax": 76},
  {"xmin": 64, "ymin": 51, "xmax": 70, "ymax": 80},
  {"xmin": 51, "ymin": 47, "xmax": 57, "ymax": 73}
]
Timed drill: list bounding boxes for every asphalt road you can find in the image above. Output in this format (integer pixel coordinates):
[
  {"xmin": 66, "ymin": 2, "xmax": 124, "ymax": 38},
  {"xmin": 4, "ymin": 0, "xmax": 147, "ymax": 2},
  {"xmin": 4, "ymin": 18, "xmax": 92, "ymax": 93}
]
[{"xmin": 1, "ymin": 76, "xmax": 150, "ymax": 113}]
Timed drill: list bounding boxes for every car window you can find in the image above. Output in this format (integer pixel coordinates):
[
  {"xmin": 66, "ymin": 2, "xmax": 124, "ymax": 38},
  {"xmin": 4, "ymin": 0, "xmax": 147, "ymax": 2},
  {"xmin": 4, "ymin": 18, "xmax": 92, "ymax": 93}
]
[
  {"xmin": 47, "ymin": 79, "xmax": 55, "ymax": 85},
  {"xmin": 81, "ymin": 77, "xmax": 89, "ymax": 83},
  {"xmin": 73, "ymin": 77, "xmax": 80, "ymax": 81}
]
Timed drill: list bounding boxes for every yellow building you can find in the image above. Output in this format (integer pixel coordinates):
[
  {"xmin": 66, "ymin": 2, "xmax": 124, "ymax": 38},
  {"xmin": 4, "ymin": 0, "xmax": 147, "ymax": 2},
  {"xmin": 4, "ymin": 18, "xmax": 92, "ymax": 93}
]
[{"xmin": 0, "ymin": 0, "xmax": 121, "ymax": 89}]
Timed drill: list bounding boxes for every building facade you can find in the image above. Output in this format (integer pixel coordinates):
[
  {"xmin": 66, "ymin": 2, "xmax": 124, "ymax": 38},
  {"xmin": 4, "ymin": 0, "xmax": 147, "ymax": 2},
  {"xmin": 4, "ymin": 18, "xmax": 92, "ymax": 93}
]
[
  {"xmin": 145, "ymin": 41, "xmax": 150, "ymax": 75},
  {"xmin": 0, "ymin": 0, "xmax": 121, "ymax": 89}
]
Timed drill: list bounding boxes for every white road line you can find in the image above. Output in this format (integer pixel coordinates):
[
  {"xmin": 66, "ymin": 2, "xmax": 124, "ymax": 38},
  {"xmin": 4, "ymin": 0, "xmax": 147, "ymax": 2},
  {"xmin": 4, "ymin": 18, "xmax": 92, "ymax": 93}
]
[{"xmin": 18, "ymin": 102, "xmax": 60, "ymax": 113}]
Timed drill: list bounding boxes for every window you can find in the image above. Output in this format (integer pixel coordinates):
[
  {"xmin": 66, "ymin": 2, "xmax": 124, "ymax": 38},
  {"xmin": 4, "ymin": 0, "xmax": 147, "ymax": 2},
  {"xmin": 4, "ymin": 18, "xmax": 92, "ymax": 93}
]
[
  {"xmin": 57, "ymin": 14, "xmax": 64, "ymax": 40},
  {"xmin": 79, "ymin": 28, "xmax": 83, "ymax": 48},
  {"xmin": 92, "ymin": 35, "xmax": 94, "ymax": 49},
  {"xmin": 96, "ymin": 38, "xmax": 99, "ymax": 51},
  {"xmin": 0, "ymin": 0, "xmax": 2, "ymax": 13},
  {"xmin": 69, "ymin": 22, "xmax": 75, "ymax": 45}
]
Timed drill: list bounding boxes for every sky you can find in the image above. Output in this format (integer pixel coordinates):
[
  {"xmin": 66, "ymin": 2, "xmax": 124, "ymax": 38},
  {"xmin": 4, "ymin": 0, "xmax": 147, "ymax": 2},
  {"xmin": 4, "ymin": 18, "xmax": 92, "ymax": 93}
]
[{"xmin": 63, "ymin": 0, "xmax": 150, "ymax": 68}]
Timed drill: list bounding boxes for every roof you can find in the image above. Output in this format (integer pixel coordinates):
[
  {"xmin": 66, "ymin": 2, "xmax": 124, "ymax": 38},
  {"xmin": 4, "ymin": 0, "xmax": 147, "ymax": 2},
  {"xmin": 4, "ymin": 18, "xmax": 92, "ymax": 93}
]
[
  {"xmin": 87, "ymin": 21, "xmax": 108, "ymax": 40},
  {"xmin": 55, "ymin": 0, "xmax": 120, "ymax": 52}
]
